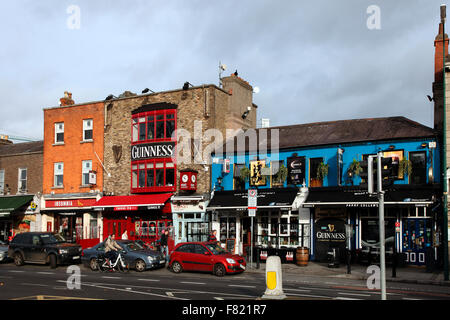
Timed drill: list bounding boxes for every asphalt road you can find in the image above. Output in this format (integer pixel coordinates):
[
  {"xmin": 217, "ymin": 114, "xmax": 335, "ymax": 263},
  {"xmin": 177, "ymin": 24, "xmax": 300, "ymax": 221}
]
[{"xmin": 1, "ymin": 261, "xmax": 450, "ymax": 301}]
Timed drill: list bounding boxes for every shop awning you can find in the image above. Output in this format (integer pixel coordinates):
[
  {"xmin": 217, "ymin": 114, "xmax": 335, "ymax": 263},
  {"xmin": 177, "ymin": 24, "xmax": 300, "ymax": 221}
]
[
  {"xmin": 207, "ymin": 188, "xmax": 299, "ymax": 210},
  {"xmin": 304, "ymin": 185, "xmax": 439, "ymax": 207},
  {"xmin": 92, "ymin": 193, "xmax": 173, "ymax": 210},
  {"xmin": 0, "ymin": 195, "xmax": 34, "ymax": 214}
]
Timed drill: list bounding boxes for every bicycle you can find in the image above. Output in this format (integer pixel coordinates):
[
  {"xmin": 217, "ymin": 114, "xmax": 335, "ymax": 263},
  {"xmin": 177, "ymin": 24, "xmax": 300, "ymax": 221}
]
[{"xmin": 97, "ymin": 251, "xmax": 129, "ymax": 273}]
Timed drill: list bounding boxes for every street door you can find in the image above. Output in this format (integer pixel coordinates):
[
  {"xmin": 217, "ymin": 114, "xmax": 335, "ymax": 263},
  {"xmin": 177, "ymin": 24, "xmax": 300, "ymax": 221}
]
[
  {"xmin": 103, "ymin": 218, "xmax": 128, "ymax": 240},
  {"xmin": 402, "ymin": 218, "xmax": 432, "ymax": 265}
]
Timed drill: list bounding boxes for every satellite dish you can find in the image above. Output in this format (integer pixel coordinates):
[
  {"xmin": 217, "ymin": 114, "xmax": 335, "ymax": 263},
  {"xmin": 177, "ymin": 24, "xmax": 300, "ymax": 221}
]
[{"xmin": 253, "ymin": 86, "xmax": 260, "ymax": 94}]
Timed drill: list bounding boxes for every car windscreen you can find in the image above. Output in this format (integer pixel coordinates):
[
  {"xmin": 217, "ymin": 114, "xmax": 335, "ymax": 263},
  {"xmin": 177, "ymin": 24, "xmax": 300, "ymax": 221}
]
[
  {"xmin": 125, "ymin": 241, "xmax": 145, "ymax": 251},
  {"xmin": 40, "ymin": 234, "xmax": 66, "ymax": 244},
  {"xmin": 206, "ymin": 243, "xmax": 228, "ymax": 255}
]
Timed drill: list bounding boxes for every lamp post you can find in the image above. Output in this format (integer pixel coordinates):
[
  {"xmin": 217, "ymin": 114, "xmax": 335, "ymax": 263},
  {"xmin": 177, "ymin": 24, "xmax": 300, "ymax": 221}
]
[{"xmin": 441, "ymin": 4, "xmax": 449, "ymax": 282}]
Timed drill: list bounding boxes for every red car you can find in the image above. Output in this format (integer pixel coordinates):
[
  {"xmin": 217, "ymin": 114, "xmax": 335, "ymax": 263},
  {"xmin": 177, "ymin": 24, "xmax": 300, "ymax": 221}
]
[{"xmin": 169, "ymin": 241, "xmax": 246, "ymax": 276}]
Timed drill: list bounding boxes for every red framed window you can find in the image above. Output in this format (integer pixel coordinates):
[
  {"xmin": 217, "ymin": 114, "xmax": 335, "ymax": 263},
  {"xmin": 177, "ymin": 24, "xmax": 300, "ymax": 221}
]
[
  {"xmin": 131, "ymin": 108, "xmax": 177, "ymax": 193},
  {"xmin": 132, "ymin": 109, "xmax": 176, "ymax": 143}
]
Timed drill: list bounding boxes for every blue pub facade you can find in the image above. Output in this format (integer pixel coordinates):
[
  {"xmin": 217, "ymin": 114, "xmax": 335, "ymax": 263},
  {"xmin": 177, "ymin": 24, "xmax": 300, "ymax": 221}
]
[{"xmin": 208, "ymin": 117, "xmax": 443, "ymax": 266}]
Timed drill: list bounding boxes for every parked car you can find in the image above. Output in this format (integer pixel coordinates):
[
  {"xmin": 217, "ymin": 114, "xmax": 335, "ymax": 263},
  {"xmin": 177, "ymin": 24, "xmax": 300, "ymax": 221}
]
[
  {"xmin": 81, "ymin": 240, "xmax": 166, "ymax": 272},
  {"xmin": 169, "ymin": 241, "xmax": 246, "ymax": 276},
  {"xmin": 8, "ymin": 232, "xmax": 82, "ymax": 268},
  {"xmin": 0, "ymin": 240, "xmax": 9, "ymax": 262}
]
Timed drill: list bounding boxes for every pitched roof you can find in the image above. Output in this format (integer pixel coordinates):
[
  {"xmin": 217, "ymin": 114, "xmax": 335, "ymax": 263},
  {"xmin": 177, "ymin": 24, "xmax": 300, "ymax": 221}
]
[
  {"xmin": 221, "ymin": 117, "xmax": 437, "ymax": 154},
  {"xmin": 0, "ymin": 141, "xmax": 43, "ymax": 157}
]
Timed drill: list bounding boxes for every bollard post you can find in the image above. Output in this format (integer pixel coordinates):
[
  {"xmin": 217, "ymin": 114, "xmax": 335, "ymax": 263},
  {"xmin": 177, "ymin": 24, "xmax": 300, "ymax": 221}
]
[
  {"xmin": 347, "ymin": 249, "xmax": 351, "ymax": 274},
  {"xmin": 261, "ymin": 255, "xmax": 286, "ymax": 300},
  {"xmin": 256, "ymin": 247, "xmax": 260, "ymax": 269}
]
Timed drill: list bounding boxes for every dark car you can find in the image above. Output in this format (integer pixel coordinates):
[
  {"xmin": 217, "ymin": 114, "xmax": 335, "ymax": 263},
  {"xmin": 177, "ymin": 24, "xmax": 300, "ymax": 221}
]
[
  {"xmin": 169, "ymin": 242, "xmax": 246, "ymax": 276},
  {"xmin": 81, "ymin": 240, "xmax": 166, "ymax": 272},
  {"xmin": 8, "ymin": 232, "xmax": 82, "ymax": 268}
]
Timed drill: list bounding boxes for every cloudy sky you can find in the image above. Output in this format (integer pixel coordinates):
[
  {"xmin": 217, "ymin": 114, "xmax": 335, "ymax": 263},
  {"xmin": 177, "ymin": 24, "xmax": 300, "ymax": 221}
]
[{"xmin": 0, "ymin": 0, "xmax": 446, "ymax": 141}]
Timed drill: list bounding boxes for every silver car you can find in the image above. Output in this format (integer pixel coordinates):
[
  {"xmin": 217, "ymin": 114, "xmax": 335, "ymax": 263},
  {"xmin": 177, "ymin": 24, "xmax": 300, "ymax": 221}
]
[{"xmin": 0, "ymin": 240, "xmax": 9, "ymax": 262}]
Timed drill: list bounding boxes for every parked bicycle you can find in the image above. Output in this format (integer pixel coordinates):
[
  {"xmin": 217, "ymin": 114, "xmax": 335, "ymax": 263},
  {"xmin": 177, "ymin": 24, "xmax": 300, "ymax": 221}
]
[{"xmin": 96, "ymin": 251, "xmax": 129, "ymax": 272}]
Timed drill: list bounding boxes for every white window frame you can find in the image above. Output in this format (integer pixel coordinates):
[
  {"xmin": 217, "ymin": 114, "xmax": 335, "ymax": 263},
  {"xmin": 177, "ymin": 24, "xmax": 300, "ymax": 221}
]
[
  {"xmin": 83, "ymin": 119, "xmax": 93, "ymax": 141},
  {"xmin": 0, "ymin": 169, "xmax": 4, "ymax": 194},
  {"xmin": 82, "ymin": 160, "xmax": 92, "ymax": 185},
  {"xmin": 55, "ymin": 122, "xmax": 64, "ymax": 144},
  {"xmin": 18, "ymin": 168, "xmax": 27, "ymax": 193},
  {"xmin": 54, "ymin": 162, "xmax": 64, "ymax": 187}
]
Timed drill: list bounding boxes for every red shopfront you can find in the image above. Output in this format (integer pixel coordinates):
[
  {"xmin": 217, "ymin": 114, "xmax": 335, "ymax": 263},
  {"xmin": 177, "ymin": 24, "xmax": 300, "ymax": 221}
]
[
  {"xmin": 43, "ymin": 197, "xmax": 99, "ymax": 246},
  {"xmin": 93, "ymin": 194, "xmax": 175, "ymax": 250}
]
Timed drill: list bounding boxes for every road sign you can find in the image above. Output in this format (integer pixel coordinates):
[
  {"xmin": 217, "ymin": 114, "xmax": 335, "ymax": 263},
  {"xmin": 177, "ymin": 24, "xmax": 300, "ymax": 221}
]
[{"xmin": 248, "ymin": 189, "xmax": 257, "ymax": 209}]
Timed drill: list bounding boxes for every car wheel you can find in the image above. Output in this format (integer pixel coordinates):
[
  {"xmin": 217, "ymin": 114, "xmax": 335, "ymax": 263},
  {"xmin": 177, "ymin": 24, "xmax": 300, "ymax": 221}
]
[
  {"xmin": 90, "ymin": 258, "xmax": 98, "ymax": 271},
  {"xmin": 49, "ymin": 254, "xmax": 57, "ymax": 269},
  {"xmin": 171, "ymin": 261, "xmax": 183, "ymax": 273},
  {"xmin": 14, "ymin": 252, "xmax": 24, "ymax": 266},
  {"xmin": 135, "ymin": 259, "xmax": 146, "ymax": 272},
  {"xmin": 214, "ymin": 263, "xmax": 226, "ymax": 277}
]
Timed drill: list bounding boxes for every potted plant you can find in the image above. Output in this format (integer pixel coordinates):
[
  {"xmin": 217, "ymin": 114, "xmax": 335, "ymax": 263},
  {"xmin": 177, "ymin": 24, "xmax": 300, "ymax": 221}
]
[
  {"xmin": 272, "ymin": 164, "xmax": 288, "ymax": 186},
  {"xmin": 348, "ymin": 159, "xmax": 363, "ymax": 177},
  {"xmin": 399, "ymin": 159, "xmax": 412, "ymax": 179},
  {"xmin": 239, "ymin": 166, "xmax": 251, "ymax": 182},
  {"xmin": 316, "ymin": 162, "xmax": 329, "ymax": 181}
]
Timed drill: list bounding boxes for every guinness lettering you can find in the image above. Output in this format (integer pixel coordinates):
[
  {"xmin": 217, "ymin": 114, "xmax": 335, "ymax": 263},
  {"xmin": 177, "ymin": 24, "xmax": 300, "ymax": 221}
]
[
  {"xmin": 131, "ymin": 142, "xmax": 175, "ymax": 161},
  {"xmin": 316, "ymin": 232, "xmax": 346, "ymax": 240}
]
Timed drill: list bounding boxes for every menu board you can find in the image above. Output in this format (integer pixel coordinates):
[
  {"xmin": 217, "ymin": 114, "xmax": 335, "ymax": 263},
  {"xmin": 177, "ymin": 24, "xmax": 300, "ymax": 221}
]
[{"xmin": 226, "ymin": 238, "xmax": 236, "ymax": 254}]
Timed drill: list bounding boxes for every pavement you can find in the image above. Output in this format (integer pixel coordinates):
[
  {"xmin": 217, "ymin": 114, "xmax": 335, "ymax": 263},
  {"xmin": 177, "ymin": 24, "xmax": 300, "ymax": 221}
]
[{"xmin": 245, "ymin": 260, "xmax": 450, "ymax": 287}]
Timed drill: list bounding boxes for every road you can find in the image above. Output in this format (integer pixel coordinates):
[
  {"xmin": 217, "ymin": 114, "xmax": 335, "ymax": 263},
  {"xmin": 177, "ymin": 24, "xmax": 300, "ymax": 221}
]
[{"xmin": 1, "ymin": 261, "xmax": 450, "ymax": 301}]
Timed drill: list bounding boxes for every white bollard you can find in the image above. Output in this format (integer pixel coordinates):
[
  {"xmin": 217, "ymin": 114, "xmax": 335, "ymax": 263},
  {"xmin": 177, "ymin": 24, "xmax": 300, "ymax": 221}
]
[{"xmin": 261, "ymin": 255, "xmax": 286, "ymax": 300}]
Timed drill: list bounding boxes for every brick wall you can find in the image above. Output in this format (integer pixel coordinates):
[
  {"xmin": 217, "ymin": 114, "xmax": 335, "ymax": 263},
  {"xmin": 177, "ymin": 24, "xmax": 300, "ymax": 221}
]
[{"xmin": 42, "ymin": 102, "xmax": 104, "ymax": 195}]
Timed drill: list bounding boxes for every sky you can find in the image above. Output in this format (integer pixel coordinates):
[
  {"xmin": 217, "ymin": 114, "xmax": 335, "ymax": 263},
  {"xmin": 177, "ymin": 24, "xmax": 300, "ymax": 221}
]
[{"xmin": 0, "ymin": 0, "xmax": 446, "ymax": 141}]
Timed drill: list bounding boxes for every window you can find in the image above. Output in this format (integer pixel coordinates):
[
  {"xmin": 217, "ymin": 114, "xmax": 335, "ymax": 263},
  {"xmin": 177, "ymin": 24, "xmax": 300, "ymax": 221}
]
[
  {"xmin": 82, "ymin": 160, "xmax": 92, "ymax": 185},
  {"xmin": 54, "ymin": 162, "xmax": 64, "ymax": 187},
  {"xmin": 83, "ymin": 119, "xmax": 93, "ymax": 141},
  {"xmin": 0, "ymin": 169, "xmax": 4, "ymax": 194},
  {"xmin": 18, "ymin": 168, "xmax": 27, "ymax": 192},
  {"xmin": 131, "ymin": 160, "xmax": 176, "ymax": 192},
  {"xmin": 309, "ymin": 157, "xmax": 323, "ymax": 187},
  {"xmin": 233, "ymin": 164, "xmax": 246, "ymax": 190},
  {"xmin": 55, "ymin": 122, "xmax": 64, "ymax": 143},
  {"xmin": 409, "ymin": 152, "xmax": 427, "ymax": 185},
  {"xmin": 131, "ymin": 109, "xmax": 176, "ymax": 143}
]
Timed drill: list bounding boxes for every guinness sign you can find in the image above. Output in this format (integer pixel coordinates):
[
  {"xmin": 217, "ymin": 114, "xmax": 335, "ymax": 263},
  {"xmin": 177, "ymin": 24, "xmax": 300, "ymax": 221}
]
[{"xmin": 131, "ymin": 142, "xmax": 175, "ymax": 161}]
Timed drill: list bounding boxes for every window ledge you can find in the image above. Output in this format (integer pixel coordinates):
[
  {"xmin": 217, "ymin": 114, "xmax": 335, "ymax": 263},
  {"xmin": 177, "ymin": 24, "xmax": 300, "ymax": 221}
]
[
  {"xmin": 51, "ymin": 186, "xmax": 64, "ymax": 189},
  {"xmin": 80, "ymin": 184, "xmax": 94, "ymax": 188},
  {"xmin": 52, "ymin": 142, "xmax": 65, "ymax": 146},
  {"xmin": 80, "ymin": 140, "xmax": 94, "ymax": 144}
]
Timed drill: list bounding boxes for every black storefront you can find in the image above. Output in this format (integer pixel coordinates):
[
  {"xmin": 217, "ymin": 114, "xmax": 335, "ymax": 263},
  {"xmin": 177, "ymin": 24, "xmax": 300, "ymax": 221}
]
[
  {"xmin": 207, "ymin": 187, "xmax": 306, "ymax": 262},
  {"xmin": 304, "ymin": 185, "xmax": 442, "ymax": 266}
]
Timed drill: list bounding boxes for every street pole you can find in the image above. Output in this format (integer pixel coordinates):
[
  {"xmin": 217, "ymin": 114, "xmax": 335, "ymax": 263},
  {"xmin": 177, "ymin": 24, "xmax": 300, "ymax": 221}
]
[
  {"xmin": 441, "ymin": 4, "xmax": 449, "ymax": 282},
  {"xmin": 251, "ymin": 215, "xmax": 254, "ymax": 269},
  {"xmin": 377, "ymin": 151, "xmax": 387, "ymax": 300}
]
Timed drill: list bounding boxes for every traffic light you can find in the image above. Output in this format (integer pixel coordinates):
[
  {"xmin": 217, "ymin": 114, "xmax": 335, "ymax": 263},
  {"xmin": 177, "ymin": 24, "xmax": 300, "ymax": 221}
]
[
  {"xmin": 359, "ymin": 155, "xmax": 397, "ymax": 192},
  {"xmin": 359, "ymin": 158, "xmax": 375, "ymax": 193}
]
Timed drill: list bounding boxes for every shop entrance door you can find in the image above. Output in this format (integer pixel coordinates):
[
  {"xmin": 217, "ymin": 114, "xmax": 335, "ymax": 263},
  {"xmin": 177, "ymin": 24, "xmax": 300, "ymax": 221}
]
[
  {"xmin": 242, "ymin": 217, "xmax": 252, "ymax": 260},
  {"xmin": 103, "ymin": 218, "xmax": 128, "ymax": 240},
  {"xmin": 402, "ymin": 218, "xmax": 432, "ymax": 266}
]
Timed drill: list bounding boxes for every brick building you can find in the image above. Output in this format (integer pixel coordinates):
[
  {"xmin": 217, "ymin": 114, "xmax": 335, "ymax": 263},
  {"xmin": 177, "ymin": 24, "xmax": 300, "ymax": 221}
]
[
  {"xmin": 92, "ymin": 74, "xmax": 257, "ymax": 247},
  {"xmin": 0, "ymin": 137, "xmax": 43, "ymax": 241},
  {"xmin": 40, "ymin": 94, "xmax": 104, "ymax": 245}
]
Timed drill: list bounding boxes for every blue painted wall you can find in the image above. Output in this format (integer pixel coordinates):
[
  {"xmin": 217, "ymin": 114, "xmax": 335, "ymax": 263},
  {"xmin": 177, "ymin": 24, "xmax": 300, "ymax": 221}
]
[{"xmin": 211, "ymin": 138, "xmax": 440, "ymax": 191}]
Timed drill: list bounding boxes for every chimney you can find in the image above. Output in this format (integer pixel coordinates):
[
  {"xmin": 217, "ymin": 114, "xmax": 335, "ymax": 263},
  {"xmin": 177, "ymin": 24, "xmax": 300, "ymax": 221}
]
[
  {"xmin": 59, "ymin": 91, "xmax": 75, "ymax": 106},
  {"xmin": 222, "ymin": 72, "xmax": 257, "ymax": 130},
  {"xmin": 0, "ymin": 135, "xmax": 13, "ymax": 145},
  {"xmin": 434, "ymin": 23, "xmax": 449, "ymax": 83},
  {"xmin": 433, "ymin": 21, "xmax": 449, "ymax": 132}
]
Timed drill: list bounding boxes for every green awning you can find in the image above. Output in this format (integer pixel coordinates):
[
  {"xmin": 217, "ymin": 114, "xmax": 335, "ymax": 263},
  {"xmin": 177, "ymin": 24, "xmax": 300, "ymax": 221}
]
[{"xmin": 0, "ymin": 195, "xmax": 34, "ymax": 214}]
